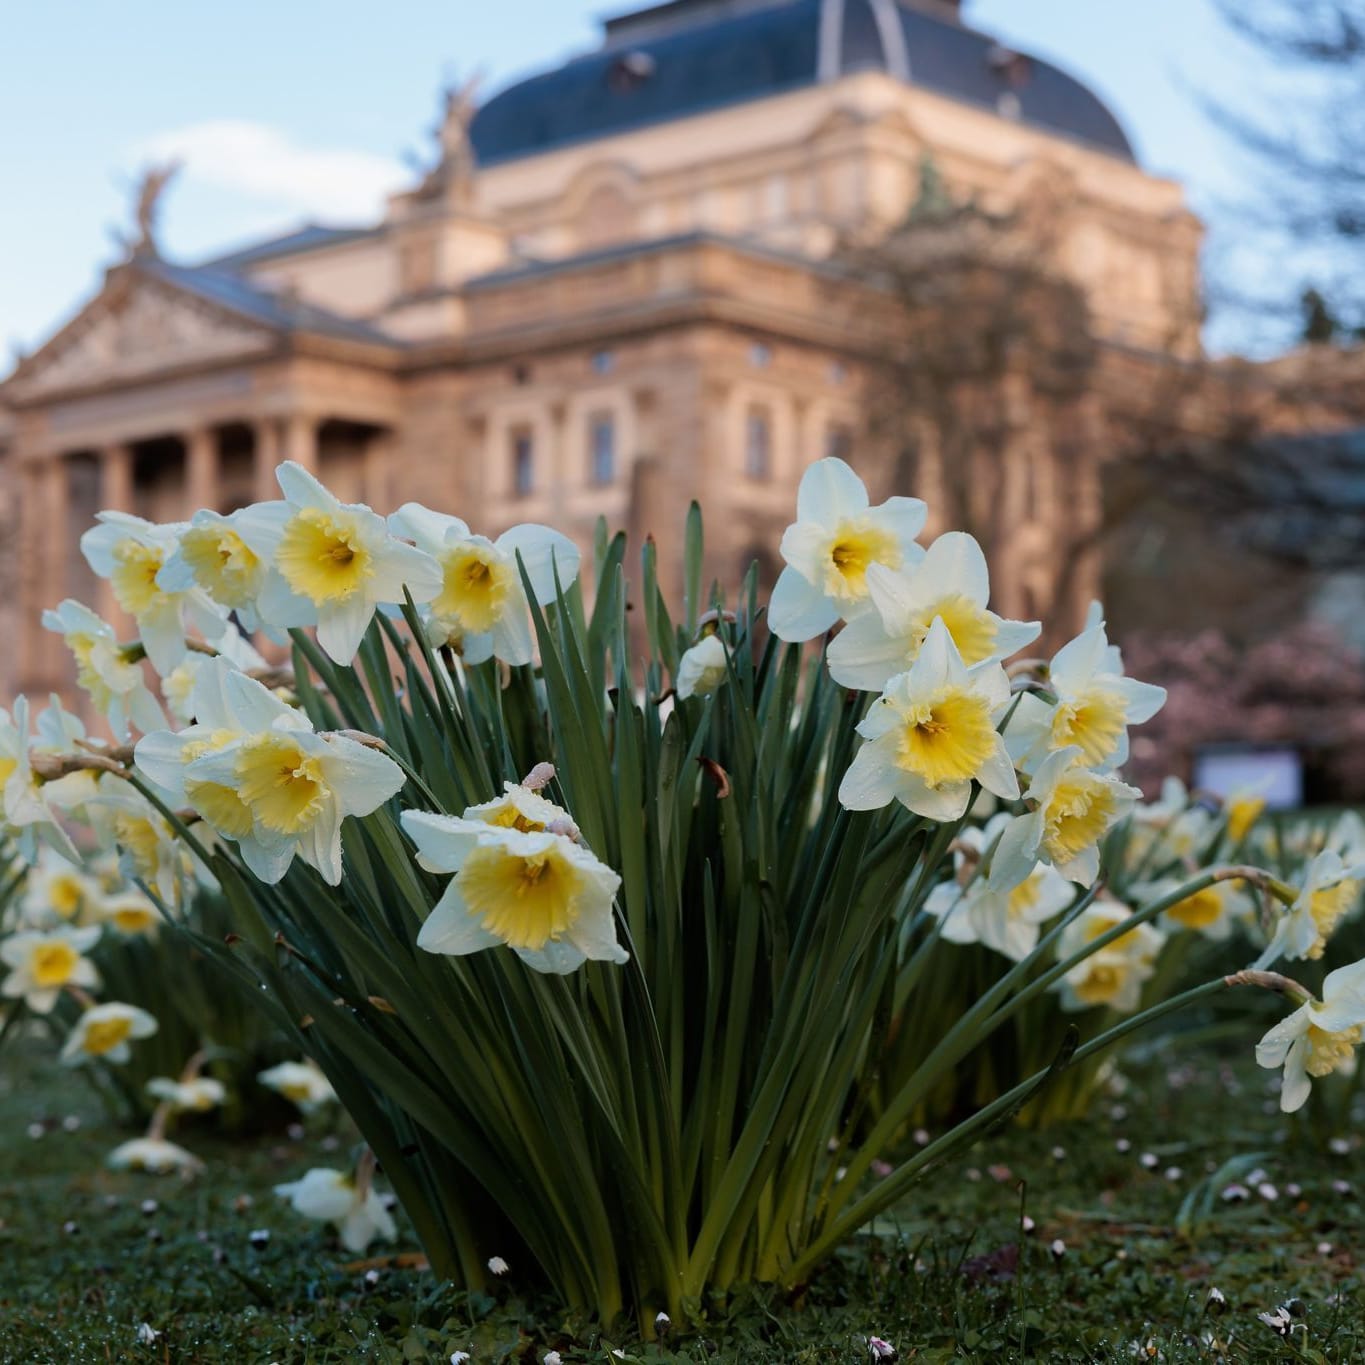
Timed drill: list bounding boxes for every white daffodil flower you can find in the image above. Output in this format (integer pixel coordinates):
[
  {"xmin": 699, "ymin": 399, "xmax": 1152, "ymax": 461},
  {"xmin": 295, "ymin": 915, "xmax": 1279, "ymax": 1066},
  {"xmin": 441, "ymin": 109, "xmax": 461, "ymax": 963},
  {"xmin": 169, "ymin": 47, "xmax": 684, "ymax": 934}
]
[
  {"xmin": 106, "ymin": 1137, "xmax": 204, "ymax": 1175},
  {"xmin": 837, "ymin": 619, "xmax": 1018, "ymax": 822},
  {"xmin": 1223, "ymin": 784, "xmax": 1271, "ymax": 846},
  {"xmin": 146, "ymin": 1076, "xmax": 227, "ymax": 1112},
  {"xmin": 158, "ymin": 629, "xmax": 269, "ymax": 727},
  {"xmin": 1256, "ymin": 959, "xmax": 1365, "ymax": 1112},
  {"xmin": 1325, "ymin": 810, "xmax": 1365, "ymax": 866},
  {"xmin": 0, "ymin": 925, "xmax": 101, "ymax": 1013},
  {"xmin": 1004, "ymin": 615, "xmax": 1166, "ymax": 775},
  {"xmin": 1055, "ymin": 898, "xmax": 1164, "ymax": 1014},
  {"xmin": 100, "ymin": 891, "xmax": 162, "ymax": 937},
  {"xmin": 1144, "ymin": 876, "xmax": 1247, "ymax": 941},
  {"xmin": 158, "ymin": 506, "xmax": 278, "ymax": 636},
  {"xmin": 234, "ymin": 462, "xmax": 443, "ymax": 665},
  {"xmin": 258, "ymin": 1059, "xmax": 337, "ymax": 1113},
  {"xmin": 676, "ymin": 634, "xmax": 729, "ymax": 700},
  {"xmin": 925, "ymin": 815, "xmax": 1074, "ymax": 961},
  {"xmin": 274, "ymin": 1167, "xmax": 398, "ymax": 1253},
  {"xmin": 60, "ymin": 1002, "xmax": 159, "ymax": 1066},
  {"xmin": 387, "ymin": 502, "xmax": 580, "ymax": 665},
  {"xmin": 135, "ymin": 657, "xmax": 312, "ymax": 851},
  {"xmin": 0, "ymin": 698, "xmax": 85, "ymax": 864},
  {"xmin": 403, "ymin": 809, "xmax": 627, "ymax": 974},
  {"xmin": 990, "ymin": 748, "xmax": 1141, "ymax": 892},
  {"xmin": 828, "ymin": 532, "xmax": 1040, "ymax": 691},
  {"xmin": 80, "ymin": 511, "xmax": 228, "ymax": 675},
  {"xmin": 768, "ymin": 458, "xmax": 926, "ymax": 642},
  {"xmin": 21, "ymin": 848, "xmax": 104, "ymax": 928},
  {"xmin": 43, "ymin": 600, "xmax": 166, "ymax": 740},
  {"xmin": 86, "ymin": 788, "xmax": 194, "ymax": 909},
  {"xmin": 1257, "ymin": 850, "xmax": 1365, "ymax": 967},
  {"xmin": 138, "ymin": 660, "xmax": 405, "ymax": 885}
]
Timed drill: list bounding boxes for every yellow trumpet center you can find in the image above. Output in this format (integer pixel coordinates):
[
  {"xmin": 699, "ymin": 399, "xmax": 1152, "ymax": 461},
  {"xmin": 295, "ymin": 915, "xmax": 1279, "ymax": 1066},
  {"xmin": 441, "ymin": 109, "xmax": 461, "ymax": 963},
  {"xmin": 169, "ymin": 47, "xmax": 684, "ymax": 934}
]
[
  {"xmin": 1306, "ymin": 879, "xmax": 1360, "ymax": 960},
  {"xmin": 1071, "ymin": 959, "xmax": 1127, "ymax": 1008},
  {"xmin": 1042, "ymin": 773, "xmax": 1117, "ymax": 866},
  {"xmin": 823, "ymin": 519, "xmax": 901, "ymax": 602},
  {"xmin": 83, "ymin": 1015, "xmax": 135, "ymax": 1055},
  {"xmin": 1049, "ymin": 687, "xmax": 1128, "ymax": 767},
  {"xmin": 179, "ymin": 525, "xmax": 261, "ymax": 607},
  {"xmin": 30, "ymin": 941, "xmax": 80, "ymax": 988},
  {"xmin": 110, "ymin": 540, "xmax": 168, "ymax": 616},
  {"xmin": 277, "ymin": 508, "xmax": 373, "ymax": 604},
  {"xmin": 235, "ymin": 735, "xmax": 329, "ymax": 836},
  {"xmin": 1306, "ymin": 1023, "xmax": 1363, "ymax": 1078},
  {"xmin": 0, "ymin": 756, "xmax": 16, "ymax": 789},
  {"xmin": 434, "ymin": 546, "xmax": 515, "ymax": 635},
  {"xmin": 1167, "ymin": 886, "xmax": 1225, "ymax": 931},
  {"xmin": 458, "ymin": 841, "xmax": 586, "ymax": 951},
  {"xmin": 913, "ymin": 594, "xmax": 999, "ymax": 667},
  {"xmin": 110, "ymin": 904, "xmax": 157, "ymax": 935},
  {"xmin": 1226, "ymin": 795, "xmax": 1266, "ymax": 844},
  {"xmin": 113, "ymin": 814, "xmax": 165, "ymax": 882},
  {"xmin": 1007, "ymin": 875, "xmax": 1042, "ymax": 921},
  {"xmin": 896, "ymin": 690, "xmax": 997, "ymax": 788}
]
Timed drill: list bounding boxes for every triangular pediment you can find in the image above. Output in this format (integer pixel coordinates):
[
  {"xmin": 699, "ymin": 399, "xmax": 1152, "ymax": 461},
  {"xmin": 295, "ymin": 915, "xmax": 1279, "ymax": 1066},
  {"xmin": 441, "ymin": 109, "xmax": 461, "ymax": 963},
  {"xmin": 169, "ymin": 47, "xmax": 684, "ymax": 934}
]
[{"xmin": 5, "ymin": 265, "xmax": 277, "ymax": 403}]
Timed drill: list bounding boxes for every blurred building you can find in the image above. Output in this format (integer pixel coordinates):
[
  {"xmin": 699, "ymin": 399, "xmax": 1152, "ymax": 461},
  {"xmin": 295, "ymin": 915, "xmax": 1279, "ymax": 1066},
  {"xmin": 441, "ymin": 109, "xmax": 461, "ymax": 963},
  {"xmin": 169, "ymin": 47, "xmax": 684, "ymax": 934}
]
[{"xmin": 0, "ymin": 0, "xmax": 1226, "ymax": 704}]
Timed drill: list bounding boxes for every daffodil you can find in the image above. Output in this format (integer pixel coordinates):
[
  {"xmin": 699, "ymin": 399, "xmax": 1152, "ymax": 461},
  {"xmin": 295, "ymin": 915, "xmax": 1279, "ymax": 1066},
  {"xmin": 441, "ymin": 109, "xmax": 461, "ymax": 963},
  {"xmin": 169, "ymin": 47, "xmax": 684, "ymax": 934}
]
[
  {"xmin": 60, "ymin": 1002, "xmax": 159, "ymax": 1066},
  {"xmin": 768, "ymin": 458, "xmax": 926, "ymax": 642},
  {"xmin": 274, "ymin": 1167, "xmax": 398, "ymax": 1253},
  {"xmin": 258, "ymin": 1059, "xmax": 337, "ymax": 1113},
  {"xmin": 925, "ymin": 815, "xmax": 1074, "ymax": 960},
  {"xmin": 1257, "ymin": 850, "xmax": 1365, "ymax": 966},
  {"xmin": 989, "ymin": 747, "xmax": 1141, "ymax": 892},
  {"xmin": 80, "ymin": 512, "xmax": 228, "ymax": 675},
  {"xmin": 107, "ymin": 1136, "xmax": 204, "ymax": 1175},
  {"xmin": 1055, "ymin": 899, "xmax": 1164, "ymax": 1013},
  {"xmin": 1145, "ymin": 876, "xmax": 1247, "ymax": 941},
  {"xmin": 158, "ymin": 506, "xmax": 279, "ymax": 634},
  {"xmin": 828, "ymin": 532, "xmax": 1040, "ymax": 690},
  {"xmin": 1004, "ymin": 615, "xmax": 1166, "ymax": 774},
  {"xmin": 236, "ymin": 463, "xmax": 443, "ymax": 664},
  {"xmin": 21, "ymin": 848, "xmax": 104, "ymax": 928},
  {"xmin": 0, "ymin": 698, "xmax": 86, "ymax": 863},
  {"xmin": 1256, "ymin": 960, "xmax": 1365, "ymax": 1112},
  {"xmin": 675, "ymin": 633, "xmax": 729, "ymax": 700},
  {"xmin": 87, "ymin": 788, "xmax": 194, "ymax": 908},
  {"xmin": 837, "ymin": 619, "xmax": 1018, "ymax": 822},
  {"xmin": 146, "ymin": 1076, "xmax": 227, "ymax": 1112},
  {"xmin": 0, "ymin": 925, "xmax": 101, "ymax": 1013},
  {"xmin": 403, "ymin": 808, "xmax": 627, "ymax": 974},
  {"xmin": 387, "ymin": 503, "xmax": 580, "ymax": 664},
  {"xmin": 100, "ymin": 891, "xmax": 162, "ymax": 937},
  {"xmin": 1224, "ymin": 785, "xmax": 1269, "ymax": 846},
  {"xmin": 43, "ymin": 600, "xmax": 166, "ymax": 739}
]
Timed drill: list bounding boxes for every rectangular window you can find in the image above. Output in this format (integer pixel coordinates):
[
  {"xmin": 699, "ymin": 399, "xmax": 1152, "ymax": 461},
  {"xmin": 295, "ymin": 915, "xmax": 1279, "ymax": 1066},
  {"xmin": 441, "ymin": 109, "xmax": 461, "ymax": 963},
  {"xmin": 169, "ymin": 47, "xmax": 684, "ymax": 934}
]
[
  {"xmin": 745, "ymin": 406, "xmax": 772, "ymax": 480},
  {"xmin": 825, "ymin": 423, "xmax": 853, "ymax": 463},
  {"xmin": 589, "ymin": 413, "xmax": 616, "ymax": 486},
  {"xmin": 512, "ymin": 429, "xmax": 534, "ymax": 497}
]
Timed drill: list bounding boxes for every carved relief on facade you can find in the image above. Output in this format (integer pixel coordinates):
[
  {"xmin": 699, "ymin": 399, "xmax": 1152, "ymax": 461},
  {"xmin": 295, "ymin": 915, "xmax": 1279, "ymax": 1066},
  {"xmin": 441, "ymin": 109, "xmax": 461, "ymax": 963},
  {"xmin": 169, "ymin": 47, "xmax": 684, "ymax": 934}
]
[{"xmin": 9, "ymin": 281, "xmax": 272, "ymax": 402}]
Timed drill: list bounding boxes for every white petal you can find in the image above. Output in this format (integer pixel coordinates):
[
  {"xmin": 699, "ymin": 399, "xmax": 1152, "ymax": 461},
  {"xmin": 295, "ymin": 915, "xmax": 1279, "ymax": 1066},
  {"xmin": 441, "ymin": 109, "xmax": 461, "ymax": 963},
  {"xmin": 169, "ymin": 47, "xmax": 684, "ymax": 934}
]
[
  {"xmin": 367, "ymin": 541, "xmax": 443, "ymax": 606},
  {"xmin": 920, "ymin": 532, "xmax": 989, "ymax": 605},
  {"xmin": 796, "ymin": 457, "xmax": 868, "ymax": 525},
  {"xmin": 988, "ymin": 812, "xmax": 1043, "ymax": 892},
  {"xmin": 497, "ymin": 524, "xmax": 582, "ymax": 604},
  {"xmin": 977, "ymin": 737, "xmax": 1021, "ymax": 802},
  {"xmin": 315, "ymin": 597, "xmax": 374, "ymax": 665},
  {"xmin": 400, "ymin": 810, "xmax": 484, "ymax": 873},
  {"xmin": 276, "ymin": 461, "xmax": 339, "ymax": 511},
  {"xmin": 1049, "ymin": 624, "xmax": 1108, "ymax": 694},
  {"xmin": 868, "ymin": 496, "xmax": 928, "ymax": 553},
  {"xmin": 416, "ymin": 881, "xmax": 501, "ymax": 956},
  {"xmin": 767, "ymin": 566, "xmax": 838, "ymax": 643},
  {"xmin": 826, "ymin": 613, "xmax": 911, "ymax": 692},
  {"xmin": 837, "ymin": 744, "xmax": 902, "ymax": 811},
  {"xmin": 387, "ymin": 502, "xmax": 469, "ymax": 555}
]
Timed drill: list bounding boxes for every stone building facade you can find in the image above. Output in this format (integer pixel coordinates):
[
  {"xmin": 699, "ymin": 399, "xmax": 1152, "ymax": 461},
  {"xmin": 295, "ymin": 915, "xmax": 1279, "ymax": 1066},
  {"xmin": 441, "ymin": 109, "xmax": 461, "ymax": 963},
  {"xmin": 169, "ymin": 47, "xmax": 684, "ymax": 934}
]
[{"xmin": 1, "ymin": 0, "xmax": 1217, "ymax": 706}]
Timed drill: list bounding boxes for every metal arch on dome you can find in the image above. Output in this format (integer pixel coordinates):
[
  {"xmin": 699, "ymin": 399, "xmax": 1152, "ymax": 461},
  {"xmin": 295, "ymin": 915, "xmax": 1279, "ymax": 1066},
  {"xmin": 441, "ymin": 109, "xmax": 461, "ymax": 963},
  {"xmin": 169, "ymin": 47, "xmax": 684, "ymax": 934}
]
[{"xmin": 817, "ymin": 0, "xmax": 911, "ymax": 85}]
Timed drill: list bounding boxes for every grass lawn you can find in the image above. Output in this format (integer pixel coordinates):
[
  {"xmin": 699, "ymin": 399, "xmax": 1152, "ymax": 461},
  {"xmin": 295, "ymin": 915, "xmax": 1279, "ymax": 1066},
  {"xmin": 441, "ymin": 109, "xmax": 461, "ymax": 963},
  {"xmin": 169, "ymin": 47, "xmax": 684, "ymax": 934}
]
[{"xmin": 1, "ymin": 1035, "xmax": 1361, "ymax": 1363}]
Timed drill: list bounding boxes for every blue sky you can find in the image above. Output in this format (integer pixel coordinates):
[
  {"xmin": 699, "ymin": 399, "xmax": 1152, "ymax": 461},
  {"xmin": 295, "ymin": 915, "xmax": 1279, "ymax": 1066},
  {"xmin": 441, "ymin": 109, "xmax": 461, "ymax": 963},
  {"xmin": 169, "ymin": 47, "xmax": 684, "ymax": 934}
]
[{"xmin": 0, "ymin": 1, "xmax": 1282, "ymax": 360}]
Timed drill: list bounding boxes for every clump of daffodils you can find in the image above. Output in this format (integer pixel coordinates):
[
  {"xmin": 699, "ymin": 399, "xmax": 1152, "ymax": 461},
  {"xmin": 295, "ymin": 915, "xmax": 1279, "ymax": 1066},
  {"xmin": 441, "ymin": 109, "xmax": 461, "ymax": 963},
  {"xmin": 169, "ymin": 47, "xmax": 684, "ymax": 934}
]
[{"xmin": 9, "ymin": 447, "xmax": 1356, "ymax": 1325}]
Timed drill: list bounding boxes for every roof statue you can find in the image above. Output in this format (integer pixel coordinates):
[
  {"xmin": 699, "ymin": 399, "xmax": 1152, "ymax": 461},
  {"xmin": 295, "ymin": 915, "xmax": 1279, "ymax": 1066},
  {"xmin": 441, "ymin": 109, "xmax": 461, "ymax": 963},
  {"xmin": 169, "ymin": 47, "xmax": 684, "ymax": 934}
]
[
  {"xmin": 125, "ymin": 160, "xmax": 181, "ymax": 259},
  {"xmin": 419, "ymin": 72, "xmax": 483, "ymax": 205}
]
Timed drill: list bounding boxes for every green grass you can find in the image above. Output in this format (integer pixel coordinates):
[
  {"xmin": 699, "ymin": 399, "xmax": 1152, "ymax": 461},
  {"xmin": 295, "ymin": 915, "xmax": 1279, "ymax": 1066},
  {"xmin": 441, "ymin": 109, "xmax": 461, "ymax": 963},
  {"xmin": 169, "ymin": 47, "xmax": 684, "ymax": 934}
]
[{"xmin": 1, "ymin": 1034, "xmax": 1361, "ymax": 1363}]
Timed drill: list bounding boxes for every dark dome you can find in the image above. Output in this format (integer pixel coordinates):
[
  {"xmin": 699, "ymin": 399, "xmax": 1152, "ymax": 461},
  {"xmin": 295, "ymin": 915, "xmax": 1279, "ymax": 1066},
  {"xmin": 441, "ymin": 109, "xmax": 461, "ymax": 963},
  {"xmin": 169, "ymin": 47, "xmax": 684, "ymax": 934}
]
[{"xmin": 470, "ymin": 0, "xmax": 1135, "ymax": 167}]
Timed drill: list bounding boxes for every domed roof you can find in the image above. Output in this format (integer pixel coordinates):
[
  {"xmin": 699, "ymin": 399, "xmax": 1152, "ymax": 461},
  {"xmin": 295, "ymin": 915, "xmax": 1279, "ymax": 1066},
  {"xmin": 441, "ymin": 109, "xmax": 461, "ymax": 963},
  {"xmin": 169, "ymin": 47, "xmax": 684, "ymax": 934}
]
[{"xmin": 470, "ymin": 0, "xmax": 1135, "ymax": 167}]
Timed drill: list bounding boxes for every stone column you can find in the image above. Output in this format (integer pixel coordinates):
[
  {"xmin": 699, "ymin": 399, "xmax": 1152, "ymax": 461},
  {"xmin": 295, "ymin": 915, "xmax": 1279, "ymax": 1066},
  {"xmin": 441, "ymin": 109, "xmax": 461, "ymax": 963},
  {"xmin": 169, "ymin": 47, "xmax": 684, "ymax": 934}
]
[
  {"xmin": 17, "ymin": 460, "xmax": 48, "ymax": 693},
  {"xmin": 282, "ymin": 413, "xmax": 319, "ymax": 474},
  {"xmin": 253, "ymin": 418, "xmax": 281, "ymax": 502},
  {"xmin": 185, "ymin": 425, "xmax": 218, "ymax": 515},
  {"xmin": 31, "ymin": 456, "xmax": 71, "ymax": 683}
]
